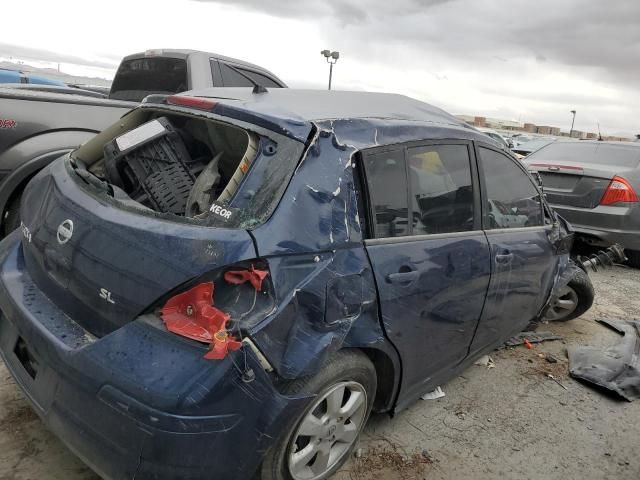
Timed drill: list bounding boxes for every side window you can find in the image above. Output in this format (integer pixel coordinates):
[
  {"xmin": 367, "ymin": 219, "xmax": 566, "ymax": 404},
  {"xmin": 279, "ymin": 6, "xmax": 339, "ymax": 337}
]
[
  {"xmin": 363, "ymin": 150, "xmax": 409, "ymax": 238},
  {"xmin": 209, "ymin": 60, "xmax": 222, "ymax": 86},
  {"xmin": 241, "ymin": 70, "xmax": 282, "ymax": 88},
  {"xmin": 407, "ymin": 145, "xmax": 475, "ymax": 234},
  {"xmin": 479, "ymin": 147, "xmax": 543, "ymax": 229},
  {"xmin": 219, "ymin": 63, "xmax": 253, "ymax": 87}
]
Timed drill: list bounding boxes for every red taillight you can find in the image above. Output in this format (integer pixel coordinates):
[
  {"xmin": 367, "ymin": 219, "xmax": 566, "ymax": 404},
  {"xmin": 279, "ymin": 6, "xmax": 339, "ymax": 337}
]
[
  {"xmin": 166, "ymin": 95, "xmax": 217, "ymax": 111},
  {"xmin": 160, "ymin": 282, "xmax": 241, "ymax": 360},
  {"xmin": 600, "ymin": 176, "xmax": 639, "ymax": 205}
]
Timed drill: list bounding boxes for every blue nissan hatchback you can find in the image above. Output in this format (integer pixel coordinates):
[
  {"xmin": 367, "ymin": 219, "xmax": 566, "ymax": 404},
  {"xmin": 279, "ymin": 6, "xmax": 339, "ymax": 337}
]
[{"xmin": 0, "ymin": 89, "xmax": 591, "ymax": 479}]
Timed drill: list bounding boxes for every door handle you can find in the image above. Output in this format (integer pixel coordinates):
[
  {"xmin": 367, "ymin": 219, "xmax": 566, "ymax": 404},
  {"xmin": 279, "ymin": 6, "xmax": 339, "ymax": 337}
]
[
  {"xmin": 495, "ymin": 253, "xmax": 514, "ymax": 264},
  {"xmin": 386, "ymin": 270, "xmax": 420, "ymax": 284}
]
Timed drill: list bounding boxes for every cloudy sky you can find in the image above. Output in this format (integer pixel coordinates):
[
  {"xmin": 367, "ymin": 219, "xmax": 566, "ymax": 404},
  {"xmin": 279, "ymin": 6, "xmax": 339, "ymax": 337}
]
[{"xmin": 3, "ymin": 0, "xmax": 639, "ymax": 136}]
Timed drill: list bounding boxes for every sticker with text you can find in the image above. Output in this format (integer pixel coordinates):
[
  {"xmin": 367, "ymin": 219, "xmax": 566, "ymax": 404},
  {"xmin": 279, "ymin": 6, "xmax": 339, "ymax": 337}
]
[{"xmin": 209, "ymin": 202, "xmax": 238, "ymax": 222}]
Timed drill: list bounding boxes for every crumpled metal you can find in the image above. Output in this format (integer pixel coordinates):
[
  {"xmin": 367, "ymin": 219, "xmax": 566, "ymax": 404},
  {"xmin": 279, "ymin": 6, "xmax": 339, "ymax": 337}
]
[{"xmin": 568, "ymin": 319, "xmax": 640, "ymax": 401}]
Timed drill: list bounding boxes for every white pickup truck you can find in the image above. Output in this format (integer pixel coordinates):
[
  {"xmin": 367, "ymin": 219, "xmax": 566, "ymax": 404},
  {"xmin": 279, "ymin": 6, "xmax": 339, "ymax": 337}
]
[{"xmin": 0, "ymin": 49, "xmax": 286, "ymax": 234}]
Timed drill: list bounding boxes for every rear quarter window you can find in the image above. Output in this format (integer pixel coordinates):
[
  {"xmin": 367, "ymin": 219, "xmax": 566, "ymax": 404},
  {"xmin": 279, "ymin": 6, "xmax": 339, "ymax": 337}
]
[
  {"xmin": 219, "ymin": 63, "xmax": 282, "ymax": 88},
  {"xmin": 363, "ymin": 149, "xmax": 410, "ymax": 238}
]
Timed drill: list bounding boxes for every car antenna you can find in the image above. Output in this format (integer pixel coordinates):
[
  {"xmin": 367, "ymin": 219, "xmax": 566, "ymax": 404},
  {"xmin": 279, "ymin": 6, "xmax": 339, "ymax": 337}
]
[{"xmin": 225, "ymin": 64, "xmax": 268, "ymax": 94}]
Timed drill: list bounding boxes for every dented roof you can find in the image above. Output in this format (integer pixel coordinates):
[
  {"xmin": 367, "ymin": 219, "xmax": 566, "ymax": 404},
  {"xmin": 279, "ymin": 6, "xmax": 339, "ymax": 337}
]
[{"xmin": 179, "ymin": 88, "xmax": 467, "ymax": 125}]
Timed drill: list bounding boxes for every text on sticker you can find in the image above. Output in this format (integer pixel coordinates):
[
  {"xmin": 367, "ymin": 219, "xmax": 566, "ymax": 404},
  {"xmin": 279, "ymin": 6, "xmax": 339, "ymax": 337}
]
[{"xmin": 210, "ymin": 204, "xmax": 233, "ymax": 219}]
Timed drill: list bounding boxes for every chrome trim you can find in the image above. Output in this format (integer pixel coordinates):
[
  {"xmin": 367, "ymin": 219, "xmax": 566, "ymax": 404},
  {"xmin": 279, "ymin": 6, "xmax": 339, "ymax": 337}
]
[
  {"xmin": 484, "ymin": 225, "xmax": 551, "ymax": 235},
  {"xmin": 365, "ymin": 230, "xmax": 484, "ymax": 246}
]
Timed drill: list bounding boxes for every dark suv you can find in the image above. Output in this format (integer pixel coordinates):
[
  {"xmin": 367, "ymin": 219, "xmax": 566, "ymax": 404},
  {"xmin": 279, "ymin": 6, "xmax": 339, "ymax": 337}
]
[{"xmin": 0, "ymin": 89, "xmax": 591, "ymax": 480}]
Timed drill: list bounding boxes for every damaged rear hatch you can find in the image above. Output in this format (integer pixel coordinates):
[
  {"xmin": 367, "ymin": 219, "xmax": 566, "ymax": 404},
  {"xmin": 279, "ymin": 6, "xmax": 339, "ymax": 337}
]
[{"xmin": 19, "ymin": 95, "xmax": 309, "ymax": 337}]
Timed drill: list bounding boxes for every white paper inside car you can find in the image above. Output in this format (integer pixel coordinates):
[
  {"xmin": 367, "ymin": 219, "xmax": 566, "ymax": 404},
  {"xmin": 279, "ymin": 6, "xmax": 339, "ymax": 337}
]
[{"xmin": 116, "ymin": 119, "xmax": 166, "ymax": 152}]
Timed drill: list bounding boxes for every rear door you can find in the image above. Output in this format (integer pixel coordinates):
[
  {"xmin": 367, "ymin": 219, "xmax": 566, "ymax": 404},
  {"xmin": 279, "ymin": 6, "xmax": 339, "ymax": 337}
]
[
  {"xmin": 362, "ymin": 141, "xmax": 491, "ymax": 401},
  {"xmin": 469, "ymin": 145, "xmax": 557, "ymax": 355}
]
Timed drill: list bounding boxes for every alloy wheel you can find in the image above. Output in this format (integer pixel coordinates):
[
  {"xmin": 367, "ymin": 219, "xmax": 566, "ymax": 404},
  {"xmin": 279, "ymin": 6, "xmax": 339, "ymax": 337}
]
[
  {"xmin": 288, "ymin": 381, "xmax": 367, "ymax": 480},
  {"xmin": 545, "ymin": 285, "xmax": 579, "ymax": 321}
]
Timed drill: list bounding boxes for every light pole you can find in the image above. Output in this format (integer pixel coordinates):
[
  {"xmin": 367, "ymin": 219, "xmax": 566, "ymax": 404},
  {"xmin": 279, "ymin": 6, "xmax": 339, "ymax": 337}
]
[
  {"xmin": 569, "ymin": 110, "xmax": 576, "ymax": 137},
  {"xmin": 321, "ymin": 50, "xmax": 340, "ymax": 90}
]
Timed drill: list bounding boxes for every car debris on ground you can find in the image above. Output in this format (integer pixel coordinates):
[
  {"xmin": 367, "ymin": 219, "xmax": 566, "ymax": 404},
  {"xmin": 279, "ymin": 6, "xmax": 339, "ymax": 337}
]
[
  {"xmin": 502, "ymin": 331, "xmax": 564, "ymax": 348},
  {"xmin": 421, "ymin": 386, "xmax": 446, "ymax": 400},
  {"xmin": 473, "ymin": 355, "xmax": 495, "ymax": 368},
  {"xmin": 568, "ymin": 318, "xmax": 640, "ymax": 401}
]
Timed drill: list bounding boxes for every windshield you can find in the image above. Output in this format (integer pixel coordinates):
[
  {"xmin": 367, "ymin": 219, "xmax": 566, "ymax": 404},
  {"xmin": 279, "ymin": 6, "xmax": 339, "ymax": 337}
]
[
  {"xmin": 528, "ymin": 142, "xmax": 640, "ymax": 168},
  {"xmin": 110, "ymin": 57, "xmax": 188, "ymax": 102}
]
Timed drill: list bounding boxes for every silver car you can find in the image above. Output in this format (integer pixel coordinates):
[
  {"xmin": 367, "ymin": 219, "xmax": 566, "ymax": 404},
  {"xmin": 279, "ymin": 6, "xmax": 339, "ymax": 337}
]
[{"xmin": 525, "ymin": 141, "xmax": 640, "ymax": 267}]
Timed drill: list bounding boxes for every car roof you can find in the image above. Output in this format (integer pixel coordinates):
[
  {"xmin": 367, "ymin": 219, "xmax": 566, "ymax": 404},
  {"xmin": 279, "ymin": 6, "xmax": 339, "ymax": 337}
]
[
  {"xmin": 181, "ymin": 88, "xmax": 467, "ymax": 126},
  {"xmin": 550, "ymin": 140, "xmax": 640, "ymax": 148}
]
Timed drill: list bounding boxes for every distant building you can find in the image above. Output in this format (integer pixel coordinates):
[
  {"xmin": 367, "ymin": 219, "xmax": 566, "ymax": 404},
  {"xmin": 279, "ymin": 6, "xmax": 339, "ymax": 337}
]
[
  {"xmin": 455, "ymin": 115, "xmax": 521, "ymax": 130},
  {"xmin": 537, "ymin": 126, "xmax": 561, "ymax": 135},
  {"xmin": 570, "ymin": 130, "xmax": 586, "ymax": 139},
  {"xmin": 455, "ymin": 114, "xmax": 630, "ymax": 141},
  {"xmin": 602, "ymin": 135, "xmax": 631, "ymax": 142}
]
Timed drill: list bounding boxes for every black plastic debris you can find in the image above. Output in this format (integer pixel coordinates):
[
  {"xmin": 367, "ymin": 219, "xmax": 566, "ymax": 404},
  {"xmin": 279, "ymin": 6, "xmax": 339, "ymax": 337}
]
[
  {"xmin": 502, "ymin": 331, "xmax": 564, "ymax": 348},
  {"xmin": 103, "ymin": 117, "xmax": 197, "ymax": 215},
  {"xmin": 568, "ymin": 319, "xmax": 640, "ymax": 401}
]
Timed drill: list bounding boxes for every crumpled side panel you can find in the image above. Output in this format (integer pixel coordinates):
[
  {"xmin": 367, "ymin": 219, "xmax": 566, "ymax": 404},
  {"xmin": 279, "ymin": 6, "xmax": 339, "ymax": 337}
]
[
  {"xmin": 249, "ymin": 248, "xmax": 388, "ymax": 379},
  {"xmin": 249, "ymin": 123, "xmax": 402, "ymax": 382}
]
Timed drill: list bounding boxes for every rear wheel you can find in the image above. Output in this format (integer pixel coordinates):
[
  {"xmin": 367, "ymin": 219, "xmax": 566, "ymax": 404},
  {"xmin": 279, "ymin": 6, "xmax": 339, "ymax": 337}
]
[
  {"xmin": 543, "ymin": 266, "xmax": 594, "ymax": 322},
  {"xmin": 625, "ymin": 250, "xmax": 640, "ymax": 269},
  {"xmin": 261, "ymin": 350, "xmax": 376, "ymax": 480}
]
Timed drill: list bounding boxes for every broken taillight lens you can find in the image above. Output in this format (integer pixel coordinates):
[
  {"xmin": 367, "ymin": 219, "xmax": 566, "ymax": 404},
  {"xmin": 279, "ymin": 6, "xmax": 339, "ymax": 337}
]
[
  {"xmin": 166, "ymin": 95, "xmax": 218, "ymax": 111},
  {"xmin": 224, "ymin": 265, "xmax": 269, "ymax": 291},
  {"xmin": 159, "ymin": 264, "xmax": 271, "ymax": 360},
  {"xmin": 160, "ymin": 282, "xmax": 241, "ymax": 360},
  {"xmin": 600, "ymin": 176, "xmax": 639, "ymax": 205}
]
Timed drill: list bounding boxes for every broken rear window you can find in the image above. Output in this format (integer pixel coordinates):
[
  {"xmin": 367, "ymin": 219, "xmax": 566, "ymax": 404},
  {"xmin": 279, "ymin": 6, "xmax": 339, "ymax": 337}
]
[
  {"xmin": 110, "ymin": 57, "xmax": 188, "ymax": 102},
  {"xmin": 71, "ymin": 108, "xmax": 303, "ymax": 229}
]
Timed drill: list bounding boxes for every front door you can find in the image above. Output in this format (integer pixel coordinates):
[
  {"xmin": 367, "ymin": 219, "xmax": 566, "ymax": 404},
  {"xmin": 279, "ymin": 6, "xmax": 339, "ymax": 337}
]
[
  {"xmin": 361, "ymin": 142, "xmax": 491, "ymax": 401},
  {"xmin": 469, "ymin": 145, "xmax": 558, "ymax": 355}
]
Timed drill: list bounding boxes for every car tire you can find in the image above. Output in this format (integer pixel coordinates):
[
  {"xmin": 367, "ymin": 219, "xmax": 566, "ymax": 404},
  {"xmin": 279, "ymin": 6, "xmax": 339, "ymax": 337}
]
[
  {"xmin": 543, "ymin": 266, "xmax": 594, "ymax": 322},
  {"xmin": 625, "ymin": 250, "xmax": 640, "ymax": 269},
  {"xmin": 260, "ymin": 350, "xmax": 376, "ymax": 480},
  {"xmin": 3, "ymin": 193, "xmax": 22, "ymax": 237}
]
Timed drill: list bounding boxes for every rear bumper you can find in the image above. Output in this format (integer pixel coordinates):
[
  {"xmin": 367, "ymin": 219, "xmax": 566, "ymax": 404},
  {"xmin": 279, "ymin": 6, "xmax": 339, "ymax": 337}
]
[
  {"xmin": 550, "ymin": 203, "xmax": 640, "ymax": 251},
  {"xmin": 0, "ymin": 233, "xmax": 308, "ymax": 480}
]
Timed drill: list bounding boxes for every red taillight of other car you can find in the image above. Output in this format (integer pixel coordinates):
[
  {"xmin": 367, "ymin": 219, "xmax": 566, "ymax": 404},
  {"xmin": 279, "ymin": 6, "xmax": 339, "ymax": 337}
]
[{"xmin": 600, "ymin": 176, "xmax": 639, "ymax": 205}]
